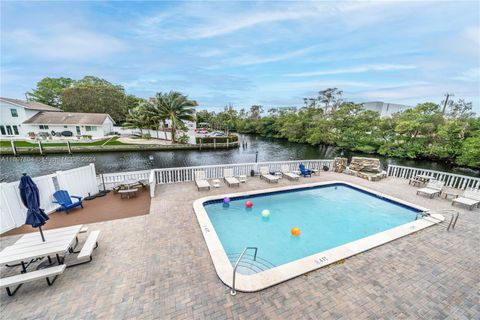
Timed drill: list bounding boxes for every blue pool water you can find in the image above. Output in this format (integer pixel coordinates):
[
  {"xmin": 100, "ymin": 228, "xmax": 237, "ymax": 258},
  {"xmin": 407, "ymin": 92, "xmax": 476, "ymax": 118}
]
[{"xmin": 204, "ymin": 184, "xmax": 419, "ymax": 271}]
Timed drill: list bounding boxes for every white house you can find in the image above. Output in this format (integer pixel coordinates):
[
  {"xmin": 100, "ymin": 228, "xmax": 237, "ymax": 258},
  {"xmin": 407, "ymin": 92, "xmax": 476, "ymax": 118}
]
[
  {"xmin": 360, "ymin": 101, "xmax": 412, "ymax": 117},
  {"xmin": 0, "ymin": 97, "xmax": 115, "ymax": 139}
]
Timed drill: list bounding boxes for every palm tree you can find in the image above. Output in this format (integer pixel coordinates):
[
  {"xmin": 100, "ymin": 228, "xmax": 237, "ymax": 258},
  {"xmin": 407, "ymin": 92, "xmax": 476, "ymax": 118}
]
[
  {"xmin": 123, "ymin": 104, "xmax": 150, "ymax": 136},
  {"xmin": 154, "ymin": 91, "xmax": 197, "ymax": 143},
  {"xmin": 146, "ymin": 101, "xmax": 168, "ymax": 140}
]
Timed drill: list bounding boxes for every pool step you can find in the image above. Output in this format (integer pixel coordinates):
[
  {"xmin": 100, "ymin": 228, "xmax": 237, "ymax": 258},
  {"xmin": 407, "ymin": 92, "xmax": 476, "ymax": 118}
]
[{"xmin": 228, "ymin": 253, "xmax": 276, "ymax": 275}]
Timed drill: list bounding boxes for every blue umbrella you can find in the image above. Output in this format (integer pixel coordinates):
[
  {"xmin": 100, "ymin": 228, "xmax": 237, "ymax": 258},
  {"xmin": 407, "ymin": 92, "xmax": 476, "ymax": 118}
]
[{"xmin": 19, "ymin": 174, "xmax": 49, "ymax": 242}]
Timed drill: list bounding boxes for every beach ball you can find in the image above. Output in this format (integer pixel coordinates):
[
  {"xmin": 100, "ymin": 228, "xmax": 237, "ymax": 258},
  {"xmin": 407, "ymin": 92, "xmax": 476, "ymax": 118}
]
[
  {"xmin": 291, "ymin": 227, "xmax": 301, "ymax": 237},
  {"xmin": 261, "ymin": 209, "xmax": 270, "ymax": 218},
  {"xmin": 223, "ymin": 197, "xmax": 230, "ymax": 204},
  {"xmin": 245, "ymin": 201, "xmax": 253, "ymax": 208}
]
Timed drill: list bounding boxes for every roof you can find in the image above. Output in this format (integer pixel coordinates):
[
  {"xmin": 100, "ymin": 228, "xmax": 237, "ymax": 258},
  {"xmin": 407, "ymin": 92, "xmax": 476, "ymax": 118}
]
[
  {"xmin": 0, "ymin": 97, "xmax": 62, "ymax": 111},
  {"xmin": 23, "ymin": 111, "xmax": 114, "ymax": 125}
]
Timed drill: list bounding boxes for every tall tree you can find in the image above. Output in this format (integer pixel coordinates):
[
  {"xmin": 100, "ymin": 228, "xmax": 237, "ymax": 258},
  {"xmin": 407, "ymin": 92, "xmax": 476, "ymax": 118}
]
[
  {"xmin": 123, "ymin": 105, "xmax": 150, "ymax": 136},
  {"xmin": 26, "ymin": 77, "xmax": 74, "ymax": 108},
  {"xmin": 155, "ymin": 91, "xmax": 197, "ymax": 143},
  {"xmin": 61, "ymin": 77, "xmax": 128, "ymax": 123},
  {"xmin": 317, "ymin": 88, "xmax": 343, "ymax": 112}
]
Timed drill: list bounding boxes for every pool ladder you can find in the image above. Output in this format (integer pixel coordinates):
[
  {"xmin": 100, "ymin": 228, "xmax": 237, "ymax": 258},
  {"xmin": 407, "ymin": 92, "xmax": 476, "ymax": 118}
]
[
  {"xmin": 416, "ymin": 209, "xmax": 459, "ymax": 232},
  {"xmin": 230, "ymin": 246, "xmax": 257, "ymax": 296}
]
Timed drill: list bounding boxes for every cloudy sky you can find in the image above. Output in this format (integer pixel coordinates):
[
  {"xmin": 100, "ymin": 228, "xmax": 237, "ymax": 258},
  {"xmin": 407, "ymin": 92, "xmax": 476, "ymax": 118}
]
[{"xmin": 1, "ymin": 1, "xmax": 479, "ymax": 112}]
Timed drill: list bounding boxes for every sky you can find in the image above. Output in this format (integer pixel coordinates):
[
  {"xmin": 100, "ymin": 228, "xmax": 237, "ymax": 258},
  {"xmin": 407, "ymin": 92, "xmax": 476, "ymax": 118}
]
[{"xmin": 1, "ymin": 1, "xmax": 479, "ymax": 112}]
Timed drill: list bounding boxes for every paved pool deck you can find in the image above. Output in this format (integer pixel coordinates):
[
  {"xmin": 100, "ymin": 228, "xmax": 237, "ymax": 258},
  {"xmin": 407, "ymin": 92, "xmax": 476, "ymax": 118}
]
[{"xmin": 0, "ymin": 172, "xmax": 478, "ymax": 319}]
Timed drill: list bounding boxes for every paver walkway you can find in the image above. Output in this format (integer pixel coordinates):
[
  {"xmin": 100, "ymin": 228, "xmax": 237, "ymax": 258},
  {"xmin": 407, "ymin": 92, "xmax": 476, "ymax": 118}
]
[{"xmin": 0, "ymin": 172, "xmax": 478, "ymax": 319}]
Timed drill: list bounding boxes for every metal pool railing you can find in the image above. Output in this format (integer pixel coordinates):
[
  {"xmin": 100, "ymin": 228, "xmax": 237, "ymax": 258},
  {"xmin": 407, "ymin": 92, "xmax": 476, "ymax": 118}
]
[
  {"xmin": 95, "ymin": 159, "xmax": 334, "ymax": 197},
  {"xmin": 387, "ymin": 165, "xmax": 480, "ymax": 190},
  {"xmin": 152, "ymin": 159, "xmax": 334, "ymax": 185}
]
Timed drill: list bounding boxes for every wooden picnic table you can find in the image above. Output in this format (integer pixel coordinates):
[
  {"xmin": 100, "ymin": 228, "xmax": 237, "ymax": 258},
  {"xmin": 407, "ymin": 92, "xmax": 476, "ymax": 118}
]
[
  {"xmin": 0, "ymin": 225, "xmax": 83, "ymax": 272},
  {"xmin": 409, "ymin": 174, "xmax": 432, "ymax": 186}
]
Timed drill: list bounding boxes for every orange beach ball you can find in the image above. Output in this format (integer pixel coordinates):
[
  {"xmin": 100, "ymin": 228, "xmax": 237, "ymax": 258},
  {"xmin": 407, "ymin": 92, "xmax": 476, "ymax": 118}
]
[{"xmin": 291, "ymin": 227, "xmax": 301, "ymax": 237}]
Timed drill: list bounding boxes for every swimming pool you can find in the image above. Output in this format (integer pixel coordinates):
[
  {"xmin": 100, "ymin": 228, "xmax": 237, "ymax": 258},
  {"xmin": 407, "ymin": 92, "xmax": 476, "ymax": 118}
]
[{"xmin": 194, "ymin": 181, "xmax": 443, "ymax": 292}]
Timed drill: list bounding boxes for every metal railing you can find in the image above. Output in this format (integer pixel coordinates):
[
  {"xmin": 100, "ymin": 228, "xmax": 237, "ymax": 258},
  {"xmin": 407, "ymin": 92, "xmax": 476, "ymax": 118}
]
[
  {"xmin": 153, "ymin": 159, "xmax": 334, "ymax": 185},
  {"xmin": 231, "ymin": 247, "xmax": 258, "ymax": 296},
  {"xmin": 416, "ymin": 209, "xmax": 460, "ymax": 232},
  {"xmin": 97, "ymin": 169, "xmax": 151, "ymax": 191},
  {"xmin": 387, "ymin": 165, "xmax": 480, "ymax": 190}
]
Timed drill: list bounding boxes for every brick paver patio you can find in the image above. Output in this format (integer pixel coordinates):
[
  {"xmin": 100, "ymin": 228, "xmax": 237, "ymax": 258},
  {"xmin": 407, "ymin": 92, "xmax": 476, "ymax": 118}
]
[{"xmin": 1, "ymin": 172, "xmax": 478, "ymax": 319}]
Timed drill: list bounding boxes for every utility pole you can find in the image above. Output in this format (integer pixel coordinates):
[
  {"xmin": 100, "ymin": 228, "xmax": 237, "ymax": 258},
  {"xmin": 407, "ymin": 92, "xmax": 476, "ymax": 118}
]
[{"xmin": 442, "ymin": 92, "xmax": 454, "ymax": 114}]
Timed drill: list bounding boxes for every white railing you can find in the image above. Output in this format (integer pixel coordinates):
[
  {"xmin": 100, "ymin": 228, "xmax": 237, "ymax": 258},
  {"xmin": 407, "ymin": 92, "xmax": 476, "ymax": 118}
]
[
  {"xmin": 153, "ymin": 159, "xmax": 334, "ymax": 185},
  {"xmin": 0, "ymin": 164, "xmax": 99, "ymax": 234},
  {"xmin": 387, "ymin": 165, "xmax": 480, "ymax": 190},
  {"xmin": 97, "ymin": 169, "xmax": 151, "ymax": 191}
]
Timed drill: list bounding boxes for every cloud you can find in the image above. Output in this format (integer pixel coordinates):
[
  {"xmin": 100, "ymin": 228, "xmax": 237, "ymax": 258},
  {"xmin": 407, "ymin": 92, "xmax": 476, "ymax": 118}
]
[
  {"xmin": 139, "ymin": 4, "xmax": 323, "ymax": 40},
  {"xmin": 286, "ymin": 64, "xmax": 416, "ymax": 77},
  {"xmin": 5, "ymin": 29, "xmax": 126, "ymax": 60},
  {"xmin": 452, "ymin": 68, "xmax": 480, "ymax": 81},
  {"xmin": 223, "ymin": 45, "xmax": 324, "ymax": 66}
]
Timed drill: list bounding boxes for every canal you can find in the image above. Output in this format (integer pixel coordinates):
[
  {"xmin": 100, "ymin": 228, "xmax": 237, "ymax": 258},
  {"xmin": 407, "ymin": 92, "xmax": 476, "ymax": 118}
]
[{"xmin": 1, "ymin": 134, "xmax": 478, "ymax": 182}]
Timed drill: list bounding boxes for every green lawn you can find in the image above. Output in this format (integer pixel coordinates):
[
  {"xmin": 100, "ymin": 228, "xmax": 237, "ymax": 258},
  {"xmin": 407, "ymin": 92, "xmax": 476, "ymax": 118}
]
[{"xmin": 0, "ymin": 137, "xmax": 129, "ymax": 148}]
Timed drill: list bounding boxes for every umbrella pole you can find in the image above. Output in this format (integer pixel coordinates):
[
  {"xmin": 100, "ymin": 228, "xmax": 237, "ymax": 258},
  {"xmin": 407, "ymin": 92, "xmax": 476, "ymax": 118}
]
[{"xmin": 39, "ymin": 226, "xmax": 46, "ymax": 242}]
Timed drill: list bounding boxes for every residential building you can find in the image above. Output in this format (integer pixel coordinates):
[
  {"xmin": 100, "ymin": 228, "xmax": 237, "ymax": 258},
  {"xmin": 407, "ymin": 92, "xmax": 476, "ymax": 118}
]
[
  {"xmin": 360, "ymin": 101, "xmax": 412, "ymax": 117},
  {"xmin": 0, "ymin": 97, "xmax": 115, "ymax": 139}
]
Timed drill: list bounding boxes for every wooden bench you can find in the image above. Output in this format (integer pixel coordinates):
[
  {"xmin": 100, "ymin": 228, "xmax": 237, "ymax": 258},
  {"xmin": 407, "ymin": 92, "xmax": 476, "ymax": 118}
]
[
  {"xmin": 68, "ymin": 231, "xmax": 100, "ymax": 267},
  {"xmin": 0, "ymin": 264, "xmax": 66, "ymax": 296},
  {"xmin": 118, "ymin": 188, "xmax": 138, "ymax": 199}
]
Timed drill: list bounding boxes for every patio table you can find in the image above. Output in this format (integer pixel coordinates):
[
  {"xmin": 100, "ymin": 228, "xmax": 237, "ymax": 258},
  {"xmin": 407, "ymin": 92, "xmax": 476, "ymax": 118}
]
[
  {"xmin": 441, "ymin": 187, "xmax": 462, "ymax": 200},
  {"xmin": 0, "ymin": 225, "xmax": 83, "ymax": 273},
  {"xmin": 409, "ymin": 174, "xmax": 432, "ymax": 186}
]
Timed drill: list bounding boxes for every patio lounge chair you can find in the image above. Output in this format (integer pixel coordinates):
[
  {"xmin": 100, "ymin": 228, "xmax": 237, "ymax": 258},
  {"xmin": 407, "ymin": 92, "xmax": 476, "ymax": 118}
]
[
  {"xmin": 452, "ymin": 189, "xmax": 480, "ymax": 210},
  {"xmin": 223, "ymin": 169, "xmax": 240, "ymax": 187},
  {"xmin": 416, "ymin": 180, "xmax": 444, "ymax": 198},
  {"xmin": 259, "ymin": 166, "xmax": 279, "ymax": 183},
  {"xmin": 194, "ymin": 171, "xmax": 211, "ymax": 191},
  {"xmin": 299, "ymin": 164, "xmax": 312, "ymax": 177},
  {"xmin": 281, "ymin": 165, "xmax": 299, "ymax": 181},
  {"xmin": 53, "ymin": 190, "xmax": 83, "ymax": 213}
]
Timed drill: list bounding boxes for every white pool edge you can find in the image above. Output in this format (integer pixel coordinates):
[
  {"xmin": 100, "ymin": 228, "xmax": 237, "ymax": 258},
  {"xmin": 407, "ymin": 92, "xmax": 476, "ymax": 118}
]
[{"xmin": 192, "ymin": 180, "xmax": 445, "ymax": 292}]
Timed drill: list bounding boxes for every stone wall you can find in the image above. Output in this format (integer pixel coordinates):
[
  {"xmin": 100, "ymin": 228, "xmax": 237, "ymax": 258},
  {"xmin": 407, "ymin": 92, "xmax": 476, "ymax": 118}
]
[
  {"xmin": 349, "ymin": 157, "xmax": 381, "ymax": 173},
  {"xmin": 333, "ymin": 157, "xmax": 348, "ymax": 173}
]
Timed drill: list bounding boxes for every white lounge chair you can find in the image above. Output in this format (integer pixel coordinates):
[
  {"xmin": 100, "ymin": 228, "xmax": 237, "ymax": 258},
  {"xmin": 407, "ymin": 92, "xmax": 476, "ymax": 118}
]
[
  {"xmin": 452, "ymin": 189, "xmax": 480, "ymax": 210},
  {"xmin": 259, "ymin": 166, "xmax": 279, "ymax": 183},
  {"xmin": 194, "ymin": 171, "xmax": 211, "ymax": 191},
  {"xmin": 281, "ymin": 165, "xmax": 299, "ymax": 181},
  {"xmin": 223, "ymin": 169, "xmax": 240, "ymax": 187},
  {"xmin": 416, "ymin": 180, "xmax": 444, "ymax": 198}
]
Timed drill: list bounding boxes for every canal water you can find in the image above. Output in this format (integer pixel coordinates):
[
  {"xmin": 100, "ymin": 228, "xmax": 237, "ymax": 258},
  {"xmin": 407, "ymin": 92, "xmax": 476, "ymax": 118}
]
[{"xmin": 0, "ymin": 134, "xmax": 478, "ymax": 182}]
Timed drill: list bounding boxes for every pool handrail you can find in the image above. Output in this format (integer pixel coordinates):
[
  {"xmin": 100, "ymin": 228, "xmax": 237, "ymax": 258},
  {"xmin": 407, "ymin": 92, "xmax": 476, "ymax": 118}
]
[{"xmin": 230, "ymin": 246, "xmax": 257, "ymax": 296}]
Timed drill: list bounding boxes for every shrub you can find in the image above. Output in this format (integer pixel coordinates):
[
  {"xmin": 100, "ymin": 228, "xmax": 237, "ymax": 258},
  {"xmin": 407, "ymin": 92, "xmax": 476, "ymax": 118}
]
[{"xmin": 142, "ymin": 133, "xmax": 151, "ymax": 139}]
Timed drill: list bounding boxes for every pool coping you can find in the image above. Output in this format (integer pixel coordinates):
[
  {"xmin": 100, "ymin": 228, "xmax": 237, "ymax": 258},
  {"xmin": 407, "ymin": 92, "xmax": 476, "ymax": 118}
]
[{"xmin": 192, "ymin": 180, "xmax": 445, "ymax": 292}]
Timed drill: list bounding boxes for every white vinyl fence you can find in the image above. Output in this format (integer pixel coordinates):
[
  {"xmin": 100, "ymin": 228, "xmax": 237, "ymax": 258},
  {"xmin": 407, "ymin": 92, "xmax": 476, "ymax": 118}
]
[
  {"xmin": 0, "ymin": 164, "xmax": 99, "ymax": 234},
  {"xmin": 387, "ymin": 165, "xmax": 480, "ymax": 190}
]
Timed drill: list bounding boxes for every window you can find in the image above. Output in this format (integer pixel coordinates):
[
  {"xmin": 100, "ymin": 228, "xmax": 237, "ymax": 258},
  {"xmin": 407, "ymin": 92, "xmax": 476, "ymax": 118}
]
[
  {"xmin": 12, "ymin": 125, "xmax": 19, "ymax": 135},
  {"xmin": 85, "ymin": 126, "xmax": 97, "ymax": 131},
  {"xmin": 0, "ymin": 126, "xmax": 5, "ymax": 135},
  {"xmin": 6, "ymin": 125, "xmax": 12, "ymax": 135},
  {"xmin": 10, "ymin": 109, "xmax": 18, "ymax": 117},
  {"xmin": 39, "ymin": 125, "xmax": 49, "ymax": 130},
  {"xmin": 64, "ymin": 125, "xmax": 68, "ymax": 128}
]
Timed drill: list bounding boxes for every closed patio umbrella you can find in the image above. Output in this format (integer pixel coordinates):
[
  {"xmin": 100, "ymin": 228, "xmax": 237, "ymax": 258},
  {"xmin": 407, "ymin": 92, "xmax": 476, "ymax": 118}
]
[{"xmin": 19, "ymin": 174, "xmax": 49, "ymax": 242}]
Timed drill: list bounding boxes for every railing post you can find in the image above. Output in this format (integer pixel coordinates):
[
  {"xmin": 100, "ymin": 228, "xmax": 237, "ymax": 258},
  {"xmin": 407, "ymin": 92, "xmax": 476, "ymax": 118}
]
[{"xmin": 149, "ymin": 170, "xmax": 156, "ymax": 198}]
